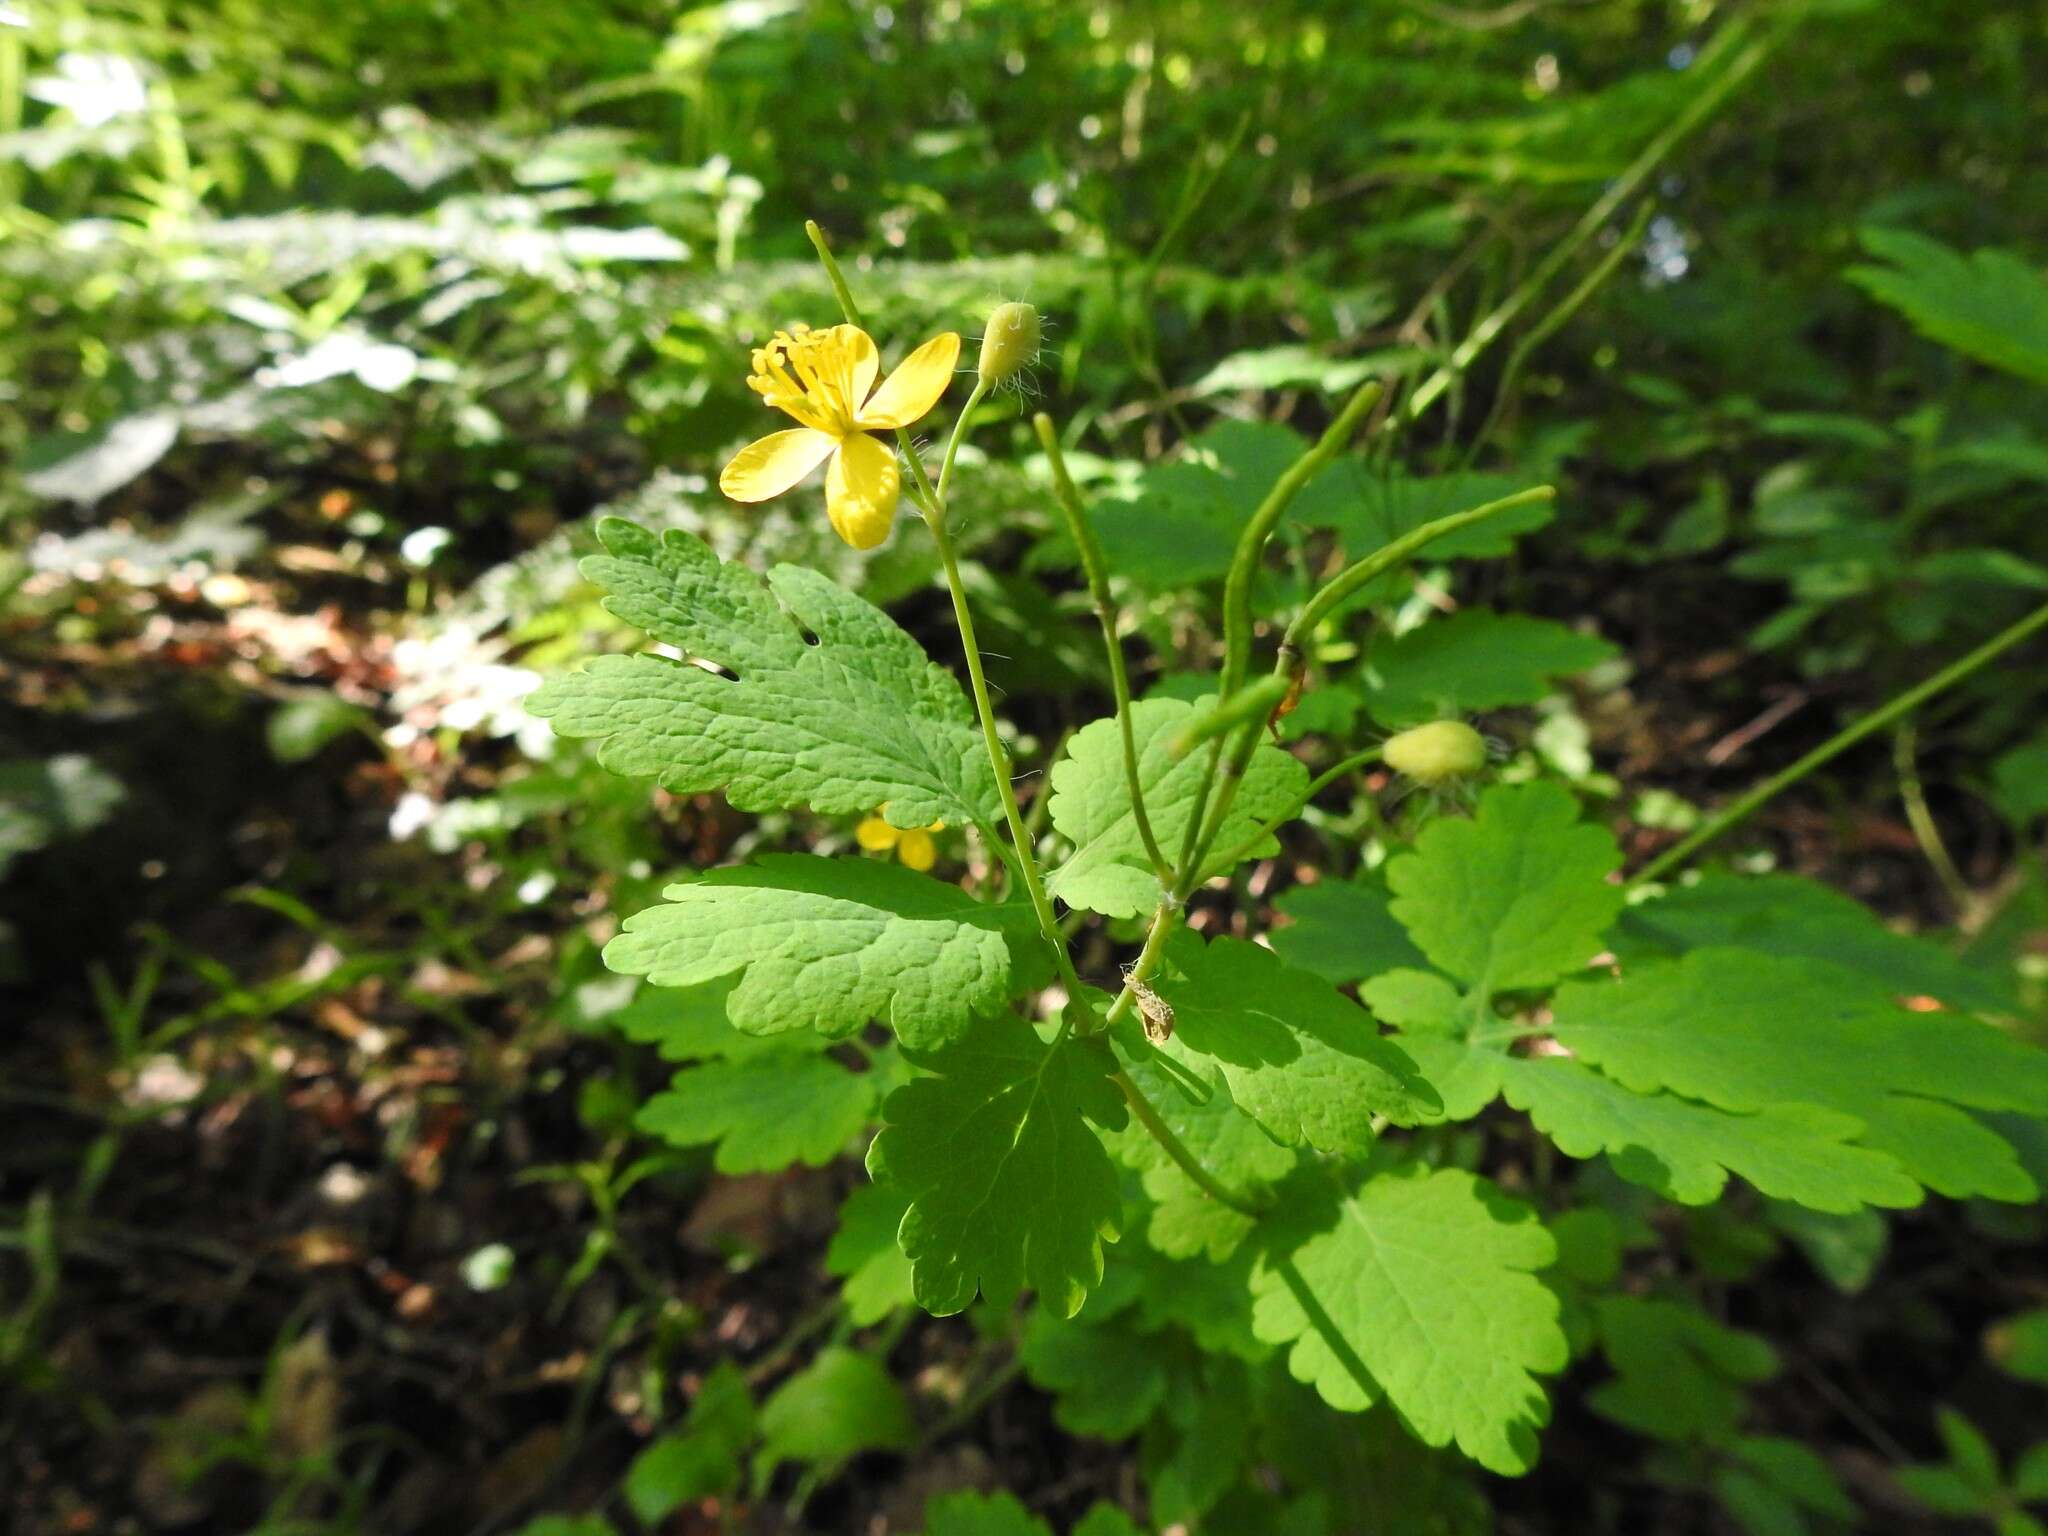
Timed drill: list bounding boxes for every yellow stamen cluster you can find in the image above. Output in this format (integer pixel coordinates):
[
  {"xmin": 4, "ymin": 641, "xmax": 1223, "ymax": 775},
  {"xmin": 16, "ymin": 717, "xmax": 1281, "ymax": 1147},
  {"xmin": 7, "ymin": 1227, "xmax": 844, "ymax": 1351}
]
[{"xmin": 747, "ymin": 324, "xmax": 862, "ymax": 432}]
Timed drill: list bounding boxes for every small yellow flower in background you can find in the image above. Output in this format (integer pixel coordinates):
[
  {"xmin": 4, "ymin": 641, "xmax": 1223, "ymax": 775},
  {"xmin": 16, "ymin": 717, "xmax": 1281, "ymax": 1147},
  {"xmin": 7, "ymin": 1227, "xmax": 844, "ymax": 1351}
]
[
  {"xmin": 856, "ymin": 808, "xmax": 945, "ymax": 872},
  {"xmin": 719, "ymin": 322, "xmax": 961, "ymax": 551}
]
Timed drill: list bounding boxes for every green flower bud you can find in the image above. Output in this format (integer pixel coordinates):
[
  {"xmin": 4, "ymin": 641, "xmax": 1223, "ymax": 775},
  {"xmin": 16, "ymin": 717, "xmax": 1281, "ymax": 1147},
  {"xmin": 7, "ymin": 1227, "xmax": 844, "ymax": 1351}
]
[
  {"xmin": 977, "ymin": 301, "xmax": 1041, "ymax": 387},
  {"xmin": 1383, "ymin": 720, "xmax": 1486, "ymax": 786}
]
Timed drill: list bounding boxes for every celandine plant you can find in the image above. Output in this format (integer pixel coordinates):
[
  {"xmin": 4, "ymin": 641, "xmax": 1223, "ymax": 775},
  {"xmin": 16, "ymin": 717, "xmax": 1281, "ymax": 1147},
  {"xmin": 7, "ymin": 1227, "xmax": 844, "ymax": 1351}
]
[{"xmin": 531, "ymin": 222, "xmax": 2048, "ymax": 1529}]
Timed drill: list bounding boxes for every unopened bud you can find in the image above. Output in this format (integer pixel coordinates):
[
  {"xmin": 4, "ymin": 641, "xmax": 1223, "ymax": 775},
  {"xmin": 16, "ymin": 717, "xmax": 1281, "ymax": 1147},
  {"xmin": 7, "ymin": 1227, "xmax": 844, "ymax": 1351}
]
[
  {"xmin": 1383, "ymin": 721, "xmax": 1486, "ymax": 786},
  {"xmin": 977, "ymin": 302, "xmax": 1040, "ymax": 387}
]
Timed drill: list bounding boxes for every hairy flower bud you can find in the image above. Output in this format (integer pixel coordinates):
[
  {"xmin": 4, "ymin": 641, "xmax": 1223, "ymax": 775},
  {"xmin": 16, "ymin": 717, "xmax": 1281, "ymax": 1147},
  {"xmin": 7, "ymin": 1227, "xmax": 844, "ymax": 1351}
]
[
  {"xmin": 1383, "ymin": 720, "xmax": 1486, "ymax": 786},
  {"xmin": 977, "ymin": 301, "xmax": 1041, "ymax": 387}
]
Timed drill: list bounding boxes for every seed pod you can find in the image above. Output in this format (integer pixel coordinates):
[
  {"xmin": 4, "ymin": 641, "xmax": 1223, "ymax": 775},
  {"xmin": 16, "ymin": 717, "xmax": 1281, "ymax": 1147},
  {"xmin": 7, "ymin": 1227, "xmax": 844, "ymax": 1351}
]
[
  {"xmin": 1383, "ymin": 720, "xmax": 1486, "ymax": 786},
  {"xmin": 977, "ymin": 301, "xmax": 1041, "ymax": 388}
]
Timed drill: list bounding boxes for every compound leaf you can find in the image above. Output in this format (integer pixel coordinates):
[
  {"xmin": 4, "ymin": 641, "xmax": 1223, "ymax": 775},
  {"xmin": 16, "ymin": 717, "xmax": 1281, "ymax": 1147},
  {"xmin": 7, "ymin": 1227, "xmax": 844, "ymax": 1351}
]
[
  {"xmin": 1046, "ymin": 697, "xmax": 1309, "ymax": 918},
  {"xmin": 1590, "ymin": 1296, "xmax": 1776, "ymax": 1443},
  {"xmin": 1019, "ymin": 1311, "xmax": 1171, "ymax": 1438},
  {"xmin": 636, "ymin": 1054, "xmax": 875, "ymax": 1173},
  {"xmin": 1385, "ymin": 781, "xmax": 1622, "ymax": 996},
  {"xmin": 1271, "ymin": 871, "xmax": 1429, "ymax": 986},
  {"xmin": 1501, "ymin": 1056, "xmax": 1922, "ymax": 1214},
  {"xmin": 604, "ymin": 855, "xmax": 1048, "ymax": 1049},
  {"xmin": 1551, "ymin": 950, "xmax": 2048, "ymax": 1201},
  {"xmin": 754, "ymin": 1346, "xmax": 913, "ymax": 1483},
  {"xmin": 611, "ymin": 977, "xmax": 829, "ymax": 1062},
  {"xmin": 530, "ymin": 518, "xmax": 996, "ymax": 830},
  {"xmin": 1614, "ymin": 869, "xmax": 2015, "ymax": 1014},
  {"xmin": 1846, "ymin": 227, "xmax": 2048, "ymax": 385},
  {"xmin": 825, "ymin": 1183, "xmax": 917, "ymax": 1326},
  {"xmin": 922, "ymin": 1492, "xmax": 1052, "ymax": 1536},
  {"xmin": 1251, "ymin": 1165, "xmax": 1565, "ymax": 1475},
  {"xmin": 1362, "ymin": 610, "xmax": 1617, "ymax": 728},
  {"xmin": 1104, "ymin": 1053, "xmax": 1297, "ymax": 1261},
  {"xmin": 867, "ymin": 1017, "xmax": 1126, "ymax": 1317},
  {"xmin": 1156, "ymin": 933, "xmax": 1440, "ymax": 1156}
]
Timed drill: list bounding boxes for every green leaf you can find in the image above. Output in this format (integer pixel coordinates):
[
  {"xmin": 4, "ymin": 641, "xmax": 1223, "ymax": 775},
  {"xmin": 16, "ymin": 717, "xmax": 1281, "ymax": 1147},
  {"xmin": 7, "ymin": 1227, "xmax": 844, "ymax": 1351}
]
[
  {"xmin": 1190, "ymin": 345, "xmax": 1384, "ymax": 398},
  {"xmin": 1385, "ymin": 781, "xmax": 1623, "ymax": 995},
  {"xmin": 21, "ymin": 409, "xmax": 181, "ymax": 503},
  {"xmin": 1362, "ymin": 610, "xmax": 1617, "ymax": 728},
  {"xmin": 1992, "ymin": 738, "xmax": 2048, "ymax": 826},
  {"xmin": 1590, "ymin": 1296, "xmax": 1775, "ymax": 1443},
  {"xmin": 1615, "ymin": 869, "xmax": 2016, "ymax": 1014},
  {"xmin": 0, "ymin": 754, "xmax": 124, "ymax": 877},
  {"xmin": 1298, "ymin": 468, "xmax": 1554, "ymax": 567},
  {"xmin": 266, "ymin": 692, "xmax": 371, "ymax": 763},
  {"xmin": 867, "ymin": 1017, "xmax": 1126, "ymax": 1317},
  {"xmin": 636, "ymin": 1054, "xmax": 875, "ymax": 1173},
  {"xmin": 530, "ymin": 518, "xmax": 995, "ymax": 829},
  {"xmin": 825, "ymin": 1183, "xmax": 917, "ymax": 1326},
  {"xmin": 1072, "ymin": 1507, "xmax": 1143, "ymax": 1536},
  {"xmin": 611, "ymin": 977, "xmax": 827, "ymax": 1062},
  {"xmin": 754, "ymin": 1347, "xmax": 913, "ymax": 1483},
  {"xmin": 1270, "ymin": 872, "xmax": 1429, "ymax": 986},
  {"xmin": 1550, "ymin": 950, "xmax": 2048, "ymax": 1201},
  {"xmin": 1146, "ymin": 1356, "xmax": 1255, "ymax": 1524},
  {"xmin": 1251, "ymin": 1165, "xmax": 1565, "ymax": 1474},
  {"xmin": 1104, "ymin": 1054, "xmax": 1296, "ymax": 1261},
  {"xmin": 1988, "ymin": 1309, "xmax": 2048, "ymax": 1386},
  {"xmin": 509, "ymin": 1520, "xmax": 616, "ymax": 1536},
  {"xmin": 623, "ymin": 1362, "xmax": 751, "ymax": 1524},
  {"xmin": 1155, "ymin": 933, "xmax": 1440, "ymax": 1157},
  {"xmin": 1847, "ymin": 228, "xmax": 2048, "ymax": 384},
  {"xmin": 1019, "ymin": 1311, "xmax": 1171, "ymax": 1437},
  {"xmin": 1726, "ymin": 1436, "xmax": 1857, "ymax": 1521},
  {"xmin": 1120, "ymin": 1242, "xmax": 1267, "ymax": 1362},
  {"xmin": 1765, "ymin": 1201, "xmax": 1889, "ymax": 1293},
  {"xmin": 604, "ymin": 856, "xmax": 1047, "ymax": 1049},
  {"xmin": 1892, "ymin": 1465, "xmax": 1989, "ymax": 1518},
  {"xmin": 1089, "ymin": 421, "xmax": 1304, "ymax": 590},
  {"xmin": 1046, "ymin": 697, "xmax": 1309, "ymax": 918},
  {"xmin": 1502, "ymin": 1056, "xmax": 1922, "ymax": 1214},
  {"xmin": 922, "ymin": 1492, "xmax": 1052, "ymax": 1536},
  {"xmin": 1937, "ymin": 1406, "xmax": 2005, "ymax": 1492}
]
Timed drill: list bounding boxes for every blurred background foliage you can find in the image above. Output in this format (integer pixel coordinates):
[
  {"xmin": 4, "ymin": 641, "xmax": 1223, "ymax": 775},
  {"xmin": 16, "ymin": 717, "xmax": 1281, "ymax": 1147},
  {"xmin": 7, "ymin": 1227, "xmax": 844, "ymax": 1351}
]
[{"xmin": 4, "ymin": 0, "xmax": 2048, "ymax": 1532}]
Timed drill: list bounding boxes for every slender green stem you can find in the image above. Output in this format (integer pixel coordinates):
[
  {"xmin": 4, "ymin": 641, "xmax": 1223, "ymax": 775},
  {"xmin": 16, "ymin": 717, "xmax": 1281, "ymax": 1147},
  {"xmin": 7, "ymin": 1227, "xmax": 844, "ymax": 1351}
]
[
  {"xmin": 1281, "ymin": 486, "xmax": 1555, "ymax": 651},
  {"xmin": 1188, "ymin": 487, "xmax": 1551, "ymax": 883},
  {"xmin": 807, "ymin": 219, "xmax": 1256, "ymax": 1216},
  {"xmin": 1397, "ymin": 16, "xmax": 1778, "ymax": 432},
  {"xmin": 1181, "ymin": 377, "xmax": 1384, "ymax": 886},
  {"xmin": 1462, "ymin": 201, "xmax": 1653, "ymax": 469},
  {"xmin": 1100, "ymin": 898, "xmax": 1180, "ymax": 1032},
  {"xmin": 1630, "ymin": 600, "xmax": 2048, "ymax": 887},
  {"xmin": 1219, "ymin": 378, "xmax": 1386, "ymax": 698},
  {"xmin": 937, "ymin": 377, "xmax": 990, "ymax": 505},
  {"xmin": 806, "ymin": 221, "xmax": 1085, "ymax": 1007},
  {"xmin": 1036, "ymin": 415, "xmax": 1172, "ymax": 885},
  {"xmin": 1112, "ymin": 1069, "xmax": 1266, "ymax": 1216},
  {"xmin": 921, "ymin": 476, "xmax": 1088, "ymax": 1003},
  {"xmin": 1203, "ymin": 746, "xmax": 1385, "ymax": 877},
  {"xmin": 1894, "ymin": 723, "xmax": 1974, "ymax": 917}
]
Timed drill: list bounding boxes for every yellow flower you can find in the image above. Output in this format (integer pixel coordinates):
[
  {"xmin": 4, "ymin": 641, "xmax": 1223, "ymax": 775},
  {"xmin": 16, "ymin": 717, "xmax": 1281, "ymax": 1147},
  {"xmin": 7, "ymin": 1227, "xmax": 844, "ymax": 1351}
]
[
  {"xmin": 856, "ymin": 808, "xmax": 945, "ymax": 872},
  {"xmin": 719, "ymin": 322, "xmax": 961, "ymax": 551}
]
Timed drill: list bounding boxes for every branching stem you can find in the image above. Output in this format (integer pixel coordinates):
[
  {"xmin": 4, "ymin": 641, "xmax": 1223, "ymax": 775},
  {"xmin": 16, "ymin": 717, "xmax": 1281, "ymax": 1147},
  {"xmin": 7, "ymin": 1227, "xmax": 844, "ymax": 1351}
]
[{"xmin": 1630, "ymin": 601, "xmax": 2048, "ymax": 887}]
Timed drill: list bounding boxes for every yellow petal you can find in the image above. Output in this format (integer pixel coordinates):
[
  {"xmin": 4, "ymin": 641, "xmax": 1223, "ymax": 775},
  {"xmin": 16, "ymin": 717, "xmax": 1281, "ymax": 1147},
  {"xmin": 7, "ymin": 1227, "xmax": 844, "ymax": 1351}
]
[
  {"xmin": 719, "ymin": 426, "xmax": 837, "ymax": 503},
  {"xmin": 856, "ymin": 816, "xmax": 899, "ymax": 852},
  {"xmin": 831, "ymin": 324, "xmax": 880, "ymax": 409},
  {"xmin": 826, "ymin": 432, "xmax": 901, "ymax": 550},
  {"xmin": 895, "ymin": 828, "xmax": 937, "ymax": 871},
  {"xmin": 858, "ymin": 332, "xmax": 961, "ymax": 429}
]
